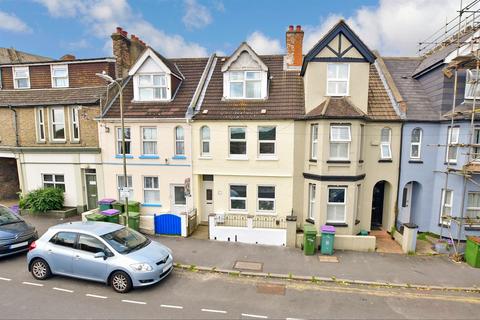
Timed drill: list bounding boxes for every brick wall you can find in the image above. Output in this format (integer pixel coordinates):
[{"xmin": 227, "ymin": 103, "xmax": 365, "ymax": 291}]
[
  {"xmin": 30, "ymin": 65, "xmax": 51, "ymax": 89},
  {"xmin": 1, "ymin": 67, "xmax": 13, "ymax": 89},
  {"xmin": 0, "ymin": 158, "xmax": 20, "ymax": 200},
  {"xmin": 0, "ymin": 108, "xmax": 16, "ymax": 146}
]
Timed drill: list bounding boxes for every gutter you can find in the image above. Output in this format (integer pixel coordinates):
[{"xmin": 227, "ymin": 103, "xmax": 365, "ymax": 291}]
[{"xmin": 8, "ymin": 105, "xmax": 19, "ymax": 147}]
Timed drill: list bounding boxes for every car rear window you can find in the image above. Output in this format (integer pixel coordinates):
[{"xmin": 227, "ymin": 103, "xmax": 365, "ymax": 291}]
[{"xmin": 50, "ymin": 232, "xmax": 77, "ymax": 248}]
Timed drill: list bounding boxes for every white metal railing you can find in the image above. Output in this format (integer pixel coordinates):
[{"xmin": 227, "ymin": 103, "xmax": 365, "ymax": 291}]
[{"xmin": 213, "ymin": 213, "xmax": 286, "ymax": 229}]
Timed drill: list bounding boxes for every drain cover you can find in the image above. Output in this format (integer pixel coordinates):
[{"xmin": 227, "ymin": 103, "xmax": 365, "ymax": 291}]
[
  {"xmin": 319, "ymin": 255, "xmax": 339, "ymax": 263},
  {"xmin": 256, "ymin": 282, "xmax": 286, "ymax": 295},
  {"xmin": 233, "ymin": 261, "xmax": 263, "ymax": 271}
]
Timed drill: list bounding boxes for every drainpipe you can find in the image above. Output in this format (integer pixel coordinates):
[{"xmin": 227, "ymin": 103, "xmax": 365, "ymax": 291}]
[
  {"xmin": 8, "ymin": 105, "xmax": 19, "ymax": 147},
  {"xmin": 394, "ymin": 122, "xmax": 404, "ymax": 229}
]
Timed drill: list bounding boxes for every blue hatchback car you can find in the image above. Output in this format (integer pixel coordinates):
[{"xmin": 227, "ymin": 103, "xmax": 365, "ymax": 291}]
[{"xmin": 27, "ymin": 221, "xmax": 173, "ymax": 293}]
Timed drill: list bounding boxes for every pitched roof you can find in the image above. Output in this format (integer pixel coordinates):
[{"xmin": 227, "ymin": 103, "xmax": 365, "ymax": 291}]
[
  {"xmin": 0, "ymin": 48, "xmax": 51, "ymax": 64},
  {"xmin": 128, "ymin": 47, "xmax": 183, "ymax": 80},
  {"xmin": 221, "ymin": 42, "xmax": 268, "ymax": 72},
  {"xmin": 0, "ymin": 86, "xmax": 106, "ymax": 107},
  {"xmin": 305, "ymin": 97, "xmax": 365, "ymax": 119},
  {"xmin": 193, "ymin": 55, "xmax": 305, "ymax": 120},
  {"xmin": 367, "ymin": 64, "xmax": 401, "ymax": 120},
  {"xmin": 382, "ymin": 57, "xmax": 439, "ymax": 121},
  {"xmin": 102, "ymin": 57, "xmax": 208, "ymax": 118}
]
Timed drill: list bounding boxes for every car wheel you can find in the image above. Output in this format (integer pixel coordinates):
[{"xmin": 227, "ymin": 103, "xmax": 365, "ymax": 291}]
[
  {"xmin": 111, "ymin": 271, "xmax": 132, "ymax": 293},
  {"xmin": 31, "ymin": 259, "xmax": 51, "ymax": 280}
]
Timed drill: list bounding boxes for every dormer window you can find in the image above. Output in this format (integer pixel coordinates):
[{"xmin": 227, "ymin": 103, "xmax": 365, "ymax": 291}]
[
  {"xmin": 229, "ymin": 71, "xmax": 262, "ymax": 99},
  {"xmin": 51, "ymin": 65, "xmax": 69, "ymax": 88},
  {"xmin": 326, "ymin": 63, "xmax": 349, "ymax": 96},
  {"xmin": 13, "ymin": 66, "xmax": 30, "ymax": 89},
  {"xmin": 138, "ymin": 74, "xmax": 167, "ymax": 101}
]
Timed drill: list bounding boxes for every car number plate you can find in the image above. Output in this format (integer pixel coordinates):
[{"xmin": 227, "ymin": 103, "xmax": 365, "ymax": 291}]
[
  {"xmin": 163, "ymin": 263, "xmax": 172, "ymax": 273},
  {"xmin": 10, "ymin": 241, "xmax": 28, "ymax": 249}
]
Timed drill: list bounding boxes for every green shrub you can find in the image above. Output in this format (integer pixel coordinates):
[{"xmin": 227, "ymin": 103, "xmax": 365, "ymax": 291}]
[{"xmin": 19, "ymin": 188, "xmax": 64, "ymax": 212}]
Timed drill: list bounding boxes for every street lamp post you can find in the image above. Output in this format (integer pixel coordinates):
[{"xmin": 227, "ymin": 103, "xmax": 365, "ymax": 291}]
[{"xmin": 96, "ymin": 72, "xmax": 129, "ymax": 227}]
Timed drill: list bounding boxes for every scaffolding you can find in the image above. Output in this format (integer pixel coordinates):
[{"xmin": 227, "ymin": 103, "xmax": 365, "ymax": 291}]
[{"xmin": 435, "ymin": 0, "xmax": 480, "ymax": 255}]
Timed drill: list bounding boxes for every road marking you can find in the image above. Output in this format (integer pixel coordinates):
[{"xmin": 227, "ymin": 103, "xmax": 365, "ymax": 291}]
[
  {"xmin": 122, "ymin": 300, "xmax": 147, "ymax": 305},
  {"xmin": 22, "ymin": 281, "xmax": 44, "ymax": 287},
  {"xmin": 86, "ymin": 294, "xmax": 107, "ymax": 299},
  {"xmin": 286, "ymin": 318, "xmax": 304, "ymax": 320},
  {"xmin": 53, "ymin": 287, "xmax": 74, "ymax": 293},
  {"xmin": 201, "ymin": 308, "xmax": 227, "ymax": 314},
  {"xmin": 242, "ymin": 314, "xmax": 268, "ymax": 319},
  {"xmin": 0, "ymin": 277, "xmax": 11, "ymax": 281},
  {"xmin": 160, "ymin": 304, "xmax": 183, "ymax": 309}
]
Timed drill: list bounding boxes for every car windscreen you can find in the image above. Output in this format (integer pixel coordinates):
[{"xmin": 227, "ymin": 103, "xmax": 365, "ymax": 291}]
[
  {"xmin": 101, "ymin": 227, "xmax": 150, "ymax": 254},
  {"xmin": 0, "ymin": 207, "xmax": 22, "ymax": 226}
]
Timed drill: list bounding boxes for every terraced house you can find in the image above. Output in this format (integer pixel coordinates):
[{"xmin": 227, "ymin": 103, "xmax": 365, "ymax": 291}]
[{"xmin": 0, "ymin": 49, "xmax": 115, "ymax": 212}]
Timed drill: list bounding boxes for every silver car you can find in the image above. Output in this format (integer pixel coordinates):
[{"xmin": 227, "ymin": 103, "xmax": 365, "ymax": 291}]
[{"xmin": 27, "ymin": 221, "xmax": 173, "ymax": 293}]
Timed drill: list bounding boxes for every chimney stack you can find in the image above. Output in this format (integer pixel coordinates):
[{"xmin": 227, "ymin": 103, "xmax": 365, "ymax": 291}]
[
  {"xmin": 111, "ymin": 27, "xmax": 147, "ymax": 79},
  {"xmin": 286, "ymin": 24, "xmax": 304, "ymax": 68},
  {"xmin": 60, "ymin": 54, "xmax": 76, "ymax": 61}
]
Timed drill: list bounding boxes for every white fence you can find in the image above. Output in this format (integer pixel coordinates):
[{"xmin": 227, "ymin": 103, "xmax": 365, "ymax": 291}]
[{"xmin": 209, "ymin": 213, "xmax": 287, "ymax": 246}]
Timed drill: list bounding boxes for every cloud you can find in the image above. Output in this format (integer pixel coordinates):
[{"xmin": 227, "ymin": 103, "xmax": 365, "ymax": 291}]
[
  {"xmin": 212, "ymin": 0, "xmax": 225, "ymax": 12},
  {"xmin": 35, "ymin": 0, "xmax": 208, "ymax": 57},
  {"xmin": 304, "ymin": 0, "xmax": 463, "ymax": 56},
  {"xmin": 66, "ymin": 39, "xmax": 90, "ymax": 50},
  {"xmin": 0, "ymin": 11, "xmax": 31, "ymax": 33},
  {"xmin": 246, "ymin": 31, "xmax": 283, "ymax": 55},
  {"xmin": 182, "ymin": 0, "xmax": 212, "ymax": 30}
]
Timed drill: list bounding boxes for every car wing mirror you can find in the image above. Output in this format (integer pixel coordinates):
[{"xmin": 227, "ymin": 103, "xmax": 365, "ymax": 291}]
[{"xmin": 94, "ymin": 251, "xmax": 106, "ymax": 259}]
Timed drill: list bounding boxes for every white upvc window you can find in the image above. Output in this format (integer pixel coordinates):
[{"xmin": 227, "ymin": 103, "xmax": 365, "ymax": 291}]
[
  {"xmin": 116, "ymin": 127, "xmax": 131, "ymax": 155},
  {"xmin": 257, "ymin": 185, "xmax": 275, "ymax": 212},
  {"xmin": 70, "ymin": 107, "xmax": 80, "ymax": 142},
  {"xmin": 327, "ymin": 187, "xmax": 347, "ymax": 223},
  {"xmin": 326, "ymin": 63, "xmax": 349, "ymax": 96},
  {"xmin": 473, "ymin": 127, "xmax": 480, "ymax": 162},
  {"xmin": 143, "ymin": 176, "xmax": 160, "ymax": 204},
  {"xmin": 446, "ymin": 127, "xmax": 460, "ymax": 164},
  {"xmin": 410, "ymin": 128, "xmax": 422, "ymax": 159},
  {"xmin": 258, "ymin": 126, "xmax": 276, "ymax": 157},
  {"xmin": 330, "ymin": 125, "xmax": 351, "ymax": 160},
  {"xmin": 138, "ymin": 74, "xmax": 167, "ymax": 101},
  {"xmin": 310, "ymin": 124, "xmax": 319, "ymax": 160},
  {"xmin": 467, "ymin": 192, "xmax": 480, "ymax": 219},
  {"xmin": 173, "ymin": 185, "xmax": 186, "ymax": 206},
  {"xmin": 380, "ymin": 127, "xmax": 392, "ymax": 159},
  {"xmin": 142, "ymin": 127, "xmax": 157, "ymax": 155},
  {"xmin": 465, "ymin": 69, "xmax": 480, "ymax": 99},
  {"xmin": 229, "ymin": 126, "xmax": 247, "ymax": 157},
  {"xmin": 51, "ymin": 65, "xmax": 69, "ymax": 88},
  {"xmin": 200, "ymin": 126, "xmax": 211, "ymax": 156},
  {"xmin": 230, "ymin": 184, "xmax": 247, "ymax": 211},
  {"xmin": 359, "ymin": 124, "xmax": 365, "ymax": 162},
  {"xmin": 117, "ymin": 175, "xmax": 133, "ymax": 200},
  {"xmin": 36, "ymin": 107, "xmax": 46, "ymax": 142},
  {"xmin": 308, "ymin": 183, "xmax": 316, "ymax": 220},
  {"xmin": 50, "ymin": 107, "xmax": 65, "ymax": 141},
  {"xmin": 174, "ymin": 126, "xmax": 185, "ymax": 156},
  {"xmin": 13, "ymin": 66, "xmax": 30, "ymax": 89},
  {"xmin": 440, "ymin": 189, "xmax": 453, "ymax": 224},
  {"xmin": 42, "ymin": 174, "xmax": 65, "ymax": 191},
  {"xmin": 229, "ymin": 71, "xmax": 262, "ymax": 99}
]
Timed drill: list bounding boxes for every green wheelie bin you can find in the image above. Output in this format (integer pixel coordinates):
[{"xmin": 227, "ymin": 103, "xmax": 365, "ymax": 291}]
[
  {"xmin": 100, "ymin": 209, "xmax": 121, "ymax": 224},
  {"xmin": 121, "ymin": 211, "xmax": 140, "ymax": 231},
  {"xmin": 303, "ymin": 224, "xmax": 317, "ymax": 255},
  {"xmin": 320, "ymin": 225, "xmax": 335, "ymax": 255},
  {"xmin": 86, "ymin": 213, "xmax": 108, "ymax": 222},
  {"xmin": 112, "ymin": 202, "xmax": 125, "ymax": 213},
  {"xmin": 97, "ymin": 198, "xmax": 116, "ymax": 211},
  {"xmin": 465, "ymin": 237, "xmax": 480, "ymax": 268}
]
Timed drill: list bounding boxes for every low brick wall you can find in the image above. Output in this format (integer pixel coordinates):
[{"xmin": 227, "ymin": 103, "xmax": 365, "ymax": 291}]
[{"xmin": 296, "ymin": 233, "xmax": 376, "ymax": 252}]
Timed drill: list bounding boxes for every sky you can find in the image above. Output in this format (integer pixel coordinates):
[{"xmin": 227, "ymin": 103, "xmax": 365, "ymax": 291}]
[{"xmin": 0, "ymin": 0, "xmax": 469, "ymax": 60}]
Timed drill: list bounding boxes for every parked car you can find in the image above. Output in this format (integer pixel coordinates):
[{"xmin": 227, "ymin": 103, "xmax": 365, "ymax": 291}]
[
  {"xmin": 0, "ymin": 204, "xmax": 38, "ymax": 257},
  {"xmin": 27, "ymin": 221, "xmax": 173, "ymax": 293}
]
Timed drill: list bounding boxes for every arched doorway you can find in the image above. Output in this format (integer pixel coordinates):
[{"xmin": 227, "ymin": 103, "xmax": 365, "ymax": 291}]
[
  {"xmin": 400, "ymin": 181, "xmax": 422, "ymax": 227},
  {"xmin": 371, "ymin": 180, "xmax": 391, "ymax": 230}
]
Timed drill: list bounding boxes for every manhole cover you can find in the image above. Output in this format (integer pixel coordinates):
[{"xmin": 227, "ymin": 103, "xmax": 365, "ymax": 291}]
[
  {"xmin": 256, "ymin": 282, "xmax": 286, "ymax": 295},
  {"xmin": 319, "ymin": 255, "xmax": 339, "ymax": 263},
  {"xmin": 233, "ymin": 261, "xmax": 263, "ymax": 271}
]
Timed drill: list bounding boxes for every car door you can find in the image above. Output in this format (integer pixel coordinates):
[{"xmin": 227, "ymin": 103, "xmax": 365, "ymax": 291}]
[
  {"xmin": 72, "ymin": 234, "xmax": 109, "ymax": 282},
  {"xmin": 47, "ymin": 232, "xmax": 76, "ymax": 275}
]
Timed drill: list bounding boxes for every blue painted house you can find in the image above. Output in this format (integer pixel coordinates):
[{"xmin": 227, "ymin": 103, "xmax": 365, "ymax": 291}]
[{"xmin": 379, "ymin": 33, "xmax": 480, "ymax": 240}]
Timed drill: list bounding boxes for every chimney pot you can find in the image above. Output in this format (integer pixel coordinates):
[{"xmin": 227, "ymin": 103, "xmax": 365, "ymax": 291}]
[
  {"xmin": 296, "ymin": 25, "xmax": 301, "ymax": 31},
  {"xmin": 121, "ymin": 30, "xmax": 128, "ymax": 37},
  {"xmin": 289, "ymin": 25, "xmax": 294, "ymax": 31}
]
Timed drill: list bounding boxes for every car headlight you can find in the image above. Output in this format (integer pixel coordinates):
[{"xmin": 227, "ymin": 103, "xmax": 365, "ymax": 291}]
[{"xmin": 130, "ymin": 263, "xmax": 153, "ymax": 272}]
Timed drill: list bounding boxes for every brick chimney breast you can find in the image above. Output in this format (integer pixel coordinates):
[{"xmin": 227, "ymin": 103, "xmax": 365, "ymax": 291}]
[
  {"xmin": 111, "ymin": 27, "xmax": 146, "ymax": 79},
  {"xmin": 286, "ymin": 24, "xmax": 304, "ymax": 68},
  {"xmin": 60, "ymin": 54, "xmax": 76, "ymax": 61}
]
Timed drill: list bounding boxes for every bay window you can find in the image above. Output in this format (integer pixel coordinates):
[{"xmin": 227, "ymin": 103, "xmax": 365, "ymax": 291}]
[
  {"xmin": 327, "ymin": 187, "xmax": 347, "ymax": 223},
  {"xmin": 330, "ymin": 125, "xmax": 351, "ymax": 160},
  {"xmin": 380, "ymin": 127, "xmax": 392, "ymax": 159},
  {"xmin": 13, "ymin": 66, "xmax": 30, "ymax": 89},
  {"xmin": 50, "ymin": 107, "xmax": 65, "ymax": 141},
  {"xmin": 230, "ymin": 185, "xmax": 247, "ymax": 211},
  {"xmin": 446, "ymin": 127, "xmax": 459, "ymax": 163},
  {"xmin": 258, "ymin": 126, "xmax": 276, "ymax": 157},
  {"xmin": 327, "ymin": 63, "xmax": 349, "ymax": 96},
  {"xmin": 410, "ymin": 128, "xmax": 422, "ymax": 159},
  {"xmin": 70, "ymin": 107, "xmax": 80, "ymax": 142},
  {"xmin": 51, "ymin": 65, "xmax": 69, "ymax": 88},
  {"xmin": 308, "ymin": 183, "xmax": 316, "ymax": 220},
  {"xmin": 311, "ymin": 124, "xmax": 319, "ymax": 160},
  {"xmin": 229, "ymin": 71, "xmax": 262, "ymax": 99},
  {"xmin": 473, "ymin": 128, "xmax": 480, "ymax": 161},
  {"xmin": 257, "ymin": 186, "xmax": 275, "ymax": 212},
  {"xmin": 36, "ymin": 107, "xmax": 45, "ymax": 142},
  {"xmin": 138, "ymin": 74, "xmax": 167, "ymax": 101}
]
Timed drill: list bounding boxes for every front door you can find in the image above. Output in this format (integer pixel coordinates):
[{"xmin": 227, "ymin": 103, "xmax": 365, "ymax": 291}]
[
  {"xmin": 85, "ymin": 172, "xmax": 98, "ymax": 210},
  {"xmin": 202, "ymin": 181, "xmax": 214, "ymax": 222},
  {"xmin": 371, "ymin": 181, "xmax": 385, "ymax": 229},
  {"xmin": 402, "ymin": 182, "xmax": 413, "ymax": 223}
]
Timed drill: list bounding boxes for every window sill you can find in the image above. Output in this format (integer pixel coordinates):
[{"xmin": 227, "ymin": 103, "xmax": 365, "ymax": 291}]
[
  {"xmin": 305, "ymin": 218, "xmax": 315, "ymax": 224},
  {"xmin": 70, "ymin": 140, "xmax": 80, "ymax": 144},
  {"xmin": 115, "ymin": 155, "xmax": 134, "ymax": 159},
  {"xmin": 255, "ymin": 211, "xmax": 277, "ymax": 216},
  {"xmin": 139, "ymin": 155, "xmax": 160, "ymax": 159},
  {"xmin": 227, "ymin": 210, "xmax": 248, "ymax": 214},
  {"xmin": 327, "ymin": 160, "xmax": 351, "ymax": 164},
  {"xmin": 36, "ymin": 141, "xmax": 46, "ymax": 144},
  {"xmin": 326, "ymin": 222, "xmax": 348, "ymax": 227},
  {"xmin": 142, "ymin": 203, "xmax": 162, "ymax": 207},
  {"xmin": 309, "ymin": 159, "xmax": 317, "ymax": 163},
  {"xmin": 378, "ymin": 159, "xmax": 392, "ymax": 163},
  {"xmin": 408, "ymin": 159, "xmax": 423, "ymax": 164},
  {"xmin": 256, "ymin": 156, "xmax": 278, "ymax": 161},
  {"xmin": 199, "ymin": 156, "xmax": 212, "ymax": 160},
  {"xmin": 50, "ymin": 140, "xmax": 67, "ymax": 144},
  {"xmin": 227, "ymin": 157, "xmax": 249, "ymax": 161},
  {"xmin": 172, "ymin": 155, "xmax": 187, "ymax": 160}
]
